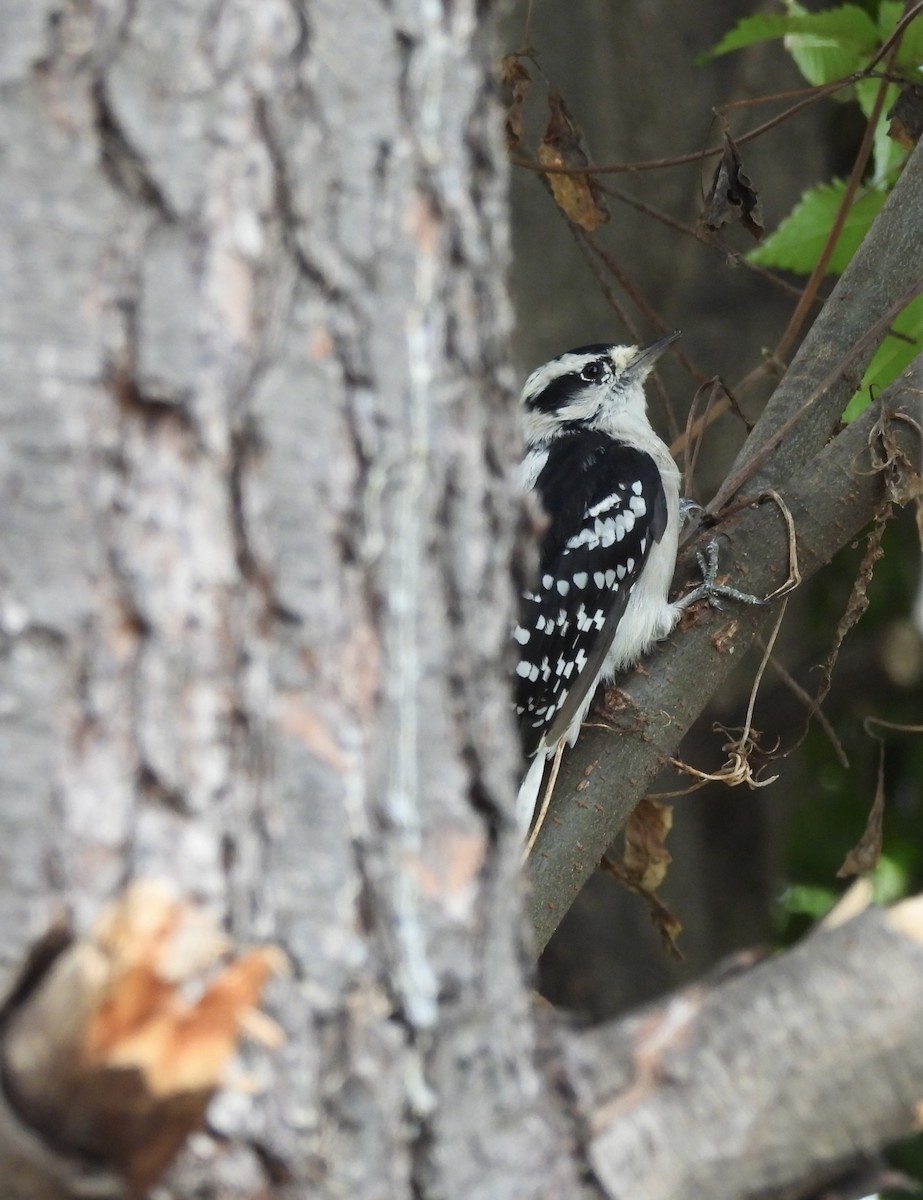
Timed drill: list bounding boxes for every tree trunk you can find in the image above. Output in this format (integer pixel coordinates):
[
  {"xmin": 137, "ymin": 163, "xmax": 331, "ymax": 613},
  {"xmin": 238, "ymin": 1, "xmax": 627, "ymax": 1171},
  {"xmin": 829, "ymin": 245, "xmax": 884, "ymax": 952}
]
[
  {"xmin": 3, "ymin": 3, "xmax": 923, "ymax": 1199},
  {"xmin": 0, "ymin": 1, "xmax": 583, "ymax": 1195}
]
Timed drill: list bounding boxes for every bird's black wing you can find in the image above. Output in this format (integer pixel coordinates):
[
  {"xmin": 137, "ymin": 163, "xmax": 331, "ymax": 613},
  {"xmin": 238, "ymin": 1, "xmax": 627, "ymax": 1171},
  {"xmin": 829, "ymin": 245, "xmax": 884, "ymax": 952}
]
[{"xmin": 514, "ymin": 431, "xmax": 668, "ymax": 757}]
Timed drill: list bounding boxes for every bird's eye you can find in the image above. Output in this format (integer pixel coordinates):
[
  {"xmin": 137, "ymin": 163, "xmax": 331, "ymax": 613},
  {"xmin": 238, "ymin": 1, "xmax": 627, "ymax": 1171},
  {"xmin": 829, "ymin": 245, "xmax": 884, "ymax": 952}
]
[{"xmin": 581, "ymin": 360, "xmax": 609, "ymax": 383}]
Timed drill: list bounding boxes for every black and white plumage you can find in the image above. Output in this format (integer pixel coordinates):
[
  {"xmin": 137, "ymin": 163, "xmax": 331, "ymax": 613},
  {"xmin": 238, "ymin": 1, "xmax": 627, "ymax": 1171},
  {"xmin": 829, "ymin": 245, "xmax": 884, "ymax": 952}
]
[{"xmin": 514, "ymin": 334, "xmax": 685, "ymax": 829}]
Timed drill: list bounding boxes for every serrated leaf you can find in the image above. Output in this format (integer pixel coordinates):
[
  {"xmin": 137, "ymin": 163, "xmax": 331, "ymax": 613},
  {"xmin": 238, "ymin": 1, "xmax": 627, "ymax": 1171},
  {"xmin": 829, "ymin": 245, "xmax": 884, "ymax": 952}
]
[
  {"xmin": 703, "ymin": 3, "xmax": 879, "ymax": 85},
  {"xmin": 879, "ymin": 1, "xmax": 923, "ymax": 73},
  {"xmin": 783, "ymin": 5, "xmax": 879, "ymax": 86},
  {"xmin": 843, "ymin": 293, "xmax": 923, "ymax": 420},
  {"xmin": 699, "ymin": 13, "xmax": 796, "ymax": 60},
  {"xmin": 748, "ymin": 180, "xmax": 886, "ymax": 274}
]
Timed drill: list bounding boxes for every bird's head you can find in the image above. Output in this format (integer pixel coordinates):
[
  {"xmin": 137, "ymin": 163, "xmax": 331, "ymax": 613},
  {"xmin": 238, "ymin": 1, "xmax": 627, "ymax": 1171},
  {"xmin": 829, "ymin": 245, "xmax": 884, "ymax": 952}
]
[{"xmin": 520, "ymin": 331, "xmax": 680, "ymax": 445}]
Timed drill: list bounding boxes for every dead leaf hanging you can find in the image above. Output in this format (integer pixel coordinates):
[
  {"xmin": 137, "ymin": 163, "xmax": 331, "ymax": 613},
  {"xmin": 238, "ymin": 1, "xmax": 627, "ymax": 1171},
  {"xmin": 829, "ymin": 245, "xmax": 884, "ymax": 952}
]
[
  {"xmin": 500, "ymin": 55, "xmax": 532, "ymax": 154},
  {"xmin": 537, "ymin": 90, "xmax": 609, "ymax": 231},
  {"xmin": 887, "ymin": 86, "xmax": 923, "ymax": 150},
  {"xmin": 699, "ymin": 131, "xmax": 764, "ymax": 243},
  {"xmin": 602, "ymin": 798, "xmax": 683, "ymax": 958}
]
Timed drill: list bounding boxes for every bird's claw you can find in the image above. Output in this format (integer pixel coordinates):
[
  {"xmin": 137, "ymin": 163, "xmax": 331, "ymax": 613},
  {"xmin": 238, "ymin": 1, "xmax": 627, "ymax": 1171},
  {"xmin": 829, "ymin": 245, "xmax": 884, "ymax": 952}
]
[{"xmin": 678, "ymin": 538, "xmax": 765, "ymax": 612}]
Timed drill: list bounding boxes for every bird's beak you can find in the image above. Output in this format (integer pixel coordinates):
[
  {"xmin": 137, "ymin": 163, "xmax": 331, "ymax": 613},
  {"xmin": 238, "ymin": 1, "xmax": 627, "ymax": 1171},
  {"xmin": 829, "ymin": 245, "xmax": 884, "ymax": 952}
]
[{"xmin": 626, "ymin": 329, "xmax": 681, "ymax": 377}]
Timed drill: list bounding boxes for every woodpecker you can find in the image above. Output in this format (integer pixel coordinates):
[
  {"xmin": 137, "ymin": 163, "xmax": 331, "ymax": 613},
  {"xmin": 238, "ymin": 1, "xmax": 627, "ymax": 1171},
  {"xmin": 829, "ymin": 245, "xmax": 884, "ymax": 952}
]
[{"xmin": 513, "ymin": 333, "xmax": 760, "ymax": 830}]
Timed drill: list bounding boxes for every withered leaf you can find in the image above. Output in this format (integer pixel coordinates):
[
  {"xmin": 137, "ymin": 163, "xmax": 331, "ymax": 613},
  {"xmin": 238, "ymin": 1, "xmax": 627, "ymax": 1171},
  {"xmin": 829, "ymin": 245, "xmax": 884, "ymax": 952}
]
[
  {"xmin": 838, "ymin": 714, "xmax": 923, "ymax": 879},
  {"xmin": 537, "ymin": 90, "xmax": 609, "ymax": 231},
  {"xmin": 500, "ymin": 55, "xmax": 532, "ymax": 154},
  {"xmin": 622, "ymin": 796, "xmax": 674, "ymax": 892},
  {"xmin": 838, "ymin": 745, "xmax": 885, "ymax": 878},
  {"xmin": 601, "ymin": 799, "xmax": 682, "ymax": 958},
  {"xmin": 887, "ymin": 86, "xmax": 923, "ymax": 151},
  {"xmin": 699, "ymin": 131, "xmax": 763, "ymax": 242}
]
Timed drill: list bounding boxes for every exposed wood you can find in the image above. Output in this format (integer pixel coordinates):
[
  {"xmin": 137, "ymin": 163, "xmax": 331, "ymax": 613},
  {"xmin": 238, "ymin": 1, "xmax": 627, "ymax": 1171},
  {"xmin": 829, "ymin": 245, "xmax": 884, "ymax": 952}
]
[
  {"xmin": 561, "ymin": 899, "xmax": 923, "ymax": 1200},
  {"xmin": 0, "ymin": 885, "xmax": 278, "ymax": 1197}
]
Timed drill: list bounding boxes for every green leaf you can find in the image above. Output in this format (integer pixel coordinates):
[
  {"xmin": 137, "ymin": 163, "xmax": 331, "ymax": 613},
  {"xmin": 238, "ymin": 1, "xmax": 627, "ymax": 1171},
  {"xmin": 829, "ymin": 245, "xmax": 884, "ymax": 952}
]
[
  {"xmin": 782, "ymin": 3, "xmax": 879, "ymax": 85},
  {"xmin": 877, "ymin": 0, "xmax": 903, "ymax": 39},
  {"xmin": 748, "ymin": 179, "xmax": 887, "ymax": 274},
  {"xmin": 871, "ymin": 854, "xmax": 911, "ymax": 906},
  {"xmin": 702, "ymin": 3, "xmax": 879, "ymax": 85},
  {"xmin": 856, "ymin": 77, "xmax": 906, "ymax": 187},
  {"xmin": 777, "ymin": 883, "xmax": 838, "ymax": 920},
  {"xmin": 843, "ymin": 292, "xmax": 923, "ymax": 420},
  {"xmin": 699, "ymin": 13, "xmax": 797, "ymax": 61},
  {"xmin": 879, "ymin": 0, "xmax": 923, "ymax": 73}
]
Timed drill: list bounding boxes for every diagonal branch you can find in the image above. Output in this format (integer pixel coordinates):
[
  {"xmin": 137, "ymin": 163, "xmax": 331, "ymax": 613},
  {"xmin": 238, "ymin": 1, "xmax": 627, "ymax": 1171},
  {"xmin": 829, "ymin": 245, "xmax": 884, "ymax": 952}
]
[
  {"xmin": 712, "ymin": 137, "xmax": 923, "ymax": 510},
  {"xmin": 525, "ymin": 138, "xmax": 923, "ymax": 949},
  {"xmin": 527, "ymin": 366, "xmax": 923, "ymax": 950},
  {"xmin": 560, "ymin": 894, "xmax": 923, "ymax": 1200}
]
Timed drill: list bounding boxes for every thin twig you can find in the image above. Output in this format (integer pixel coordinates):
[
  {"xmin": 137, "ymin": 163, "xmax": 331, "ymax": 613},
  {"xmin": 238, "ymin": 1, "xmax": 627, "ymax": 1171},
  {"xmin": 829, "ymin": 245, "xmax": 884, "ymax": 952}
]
[
  {"xmin": 511, "ymin": 75, "xmax": 854, "ymax": 178},
  {"xmin": 709, "ymin": 280, "xmax": 923, "ymax": 512},
  {"xmin": 775, "ymin": 70, "xmax": 896, "ymax": 361},
  {"xmin": 667, "ymin": 597, "xmax": 789, "ymax": 791},
  {"xmin": 760, "ymin": 489, "xmax": 803, "ymax": 600},
  {"xmin": 597, "ymin": 182, "xmax": 823, "ymax": 302},
  {"xmin": 740, "ymin": 599, "xmax": 788, "ymax": 757},
  {"xmin": 570, "ymin": 225, "xmax": 640, "ymax": 343},
  {"xmin": 864, "ymin": 0, "xmax": 923, "ymax": 72},
  {"xmin": 764, "ymin": 650, "xmax": 849, "ymax": 768},
  {"xmin": 575, "ymin": 233, "xmax": 693, "ymax": 438},
  {"xmin": 682, "ymin": 380, "xmax": 721, "ymax": 497}
]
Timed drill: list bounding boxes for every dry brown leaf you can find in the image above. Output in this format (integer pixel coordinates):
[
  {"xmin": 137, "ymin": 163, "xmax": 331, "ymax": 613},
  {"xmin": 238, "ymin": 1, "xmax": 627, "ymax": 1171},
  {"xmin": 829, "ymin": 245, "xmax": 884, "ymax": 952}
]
[
  {"xmin": 838, "ymin": 733, "xmax": 886, "ymax": 878},
  {"xmin": 869, "ymin": 407, "xmax": 923, "ymax": 507},
  {"xmin": 622, "ymin": 797, "xmax": 673, "ymax": 892},
  {"xmin": 537, "ymin": 90, "xmax": 609, "ymax": 231},
  {"xmin": 806, "ymin": 511, "xmax": 888, "ymax": 753},
  {"xmin": 602, "ymin": 801, "xmax": 682, "ymax": 958},
  {"xmin": 500, "ymin": 55, "xmax": 532, "ymax": 153},
  {"xmin": 887, "ymin": 85, "xmax": 923, "ymax": 150},
  {"xmin": 698, "ymin": 131, "xmax": 763, "ymax": 242},
  {"xmin": 841, "ymin": 717, "xmax": 923, "ymax": 880}
]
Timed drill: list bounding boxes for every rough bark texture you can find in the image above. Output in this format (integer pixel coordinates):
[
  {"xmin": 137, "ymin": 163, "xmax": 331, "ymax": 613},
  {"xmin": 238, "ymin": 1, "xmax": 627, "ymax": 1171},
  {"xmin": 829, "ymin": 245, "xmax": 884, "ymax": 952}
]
[
  {"xmin": 0, "ymin": 2, "xmax": 584, "ymax": 1196},
  {"xmin": 3, "ymin": 3, "xmax": 923, "ymax": 1199},
  {"xmin": 562, "ymin": 896, "xmax": 923, "ymax": 1200}
]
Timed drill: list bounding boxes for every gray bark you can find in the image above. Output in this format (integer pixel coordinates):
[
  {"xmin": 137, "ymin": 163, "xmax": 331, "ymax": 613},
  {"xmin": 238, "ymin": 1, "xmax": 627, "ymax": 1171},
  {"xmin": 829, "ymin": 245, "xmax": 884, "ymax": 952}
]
[
  {"xmin": 2, "ymin": 2, "xmax": 923, "ymax": 1199},
  {"xmin": 0, "ymin": 1, "xmax": 582, "ymax": 1196},
  {"xmin": 563, "ymin": 897, "xmax": 923, "ymax": 1200}
]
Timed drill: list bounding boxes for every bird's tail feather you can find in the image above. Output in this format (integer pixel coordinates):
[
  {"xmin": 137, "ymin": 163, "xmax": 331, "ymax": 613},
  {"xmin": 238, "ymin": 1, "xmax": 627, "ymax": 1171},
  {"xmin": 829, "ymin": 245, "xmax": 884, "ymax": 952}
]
[{"xmin": 516, "ymin": 753, "xmax": 546, "ymax": 837}]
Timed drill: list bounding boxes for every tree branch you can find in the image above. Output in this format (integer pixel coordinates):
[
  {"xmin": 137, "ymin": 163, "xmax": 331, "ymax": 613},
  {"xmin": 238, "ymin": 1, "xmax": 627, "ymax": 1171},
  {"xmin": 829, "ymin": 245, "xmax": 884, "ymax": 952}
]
[
  {"xmin": 525, "ymin": 140, "xmax": 923, "ymax": 949},
  {"xmin": 561, "ymin": 894, "xmax": 923, "ymax": 1200},
  {"xmin": 528, "ymin": 367, "xmax": 923, "ymax": 949},
  {"xmin": 713, "ymin": 137, "xmax": 923, "ymax": 509}
]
